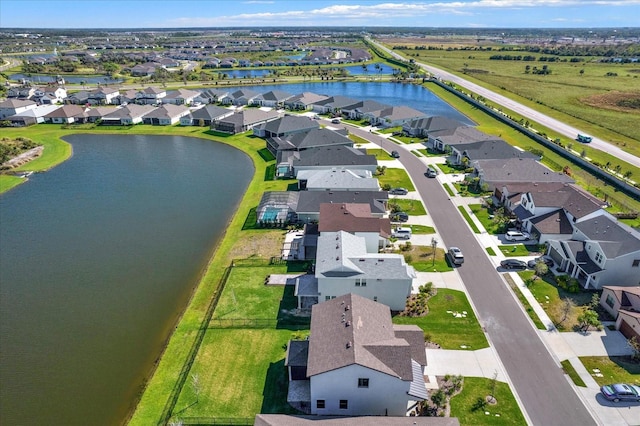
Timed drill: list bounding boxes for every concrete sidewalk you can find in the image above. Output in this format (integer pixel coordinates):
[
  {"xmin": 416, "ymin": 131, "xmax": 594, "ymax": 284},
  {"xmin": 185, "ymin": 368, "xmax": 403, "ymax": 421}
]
[{"xmin": 424, "ymin": 348, "xmax": 508, "ymax": 383}]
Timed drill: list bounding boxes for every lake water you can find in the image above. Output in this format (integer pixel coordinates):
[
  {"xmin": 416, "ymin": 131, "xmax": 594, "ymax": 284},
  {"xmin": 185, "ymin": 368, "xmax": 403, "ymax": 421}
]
[
  {"xmin": 0, "ymin": 81, "xmax": 471, "ymax": 425},
  {"xmin": 0, "ymin": 134, "xmax": 253, "ymax": 425},
  {"xmin": 9, "ymin": 73, "xmax": 124, "ymax": 84}
]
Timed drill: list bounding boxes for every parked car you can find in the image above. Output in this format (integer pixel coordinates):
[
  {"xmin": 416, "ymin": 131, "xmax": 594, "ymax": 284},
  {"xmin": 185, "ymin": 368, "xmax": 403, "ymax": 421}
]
[
  {"xmin": 505, "ymin": 231, "xmax": 531, "ymax": 241},
  {"xmin": 391, "ymin": 212, "xmax": 409, "ymax": 222},
  {"xmin": 391, "ymin": 150, "xmax": 400, "ymax": 158},
  {"xmin": 500, "ymin": 259, "xmax": 528, "ymax": 270},
  {"xmin": 425, "ymin": 166, "xmax": 438, "ymax": 178},
  {"xmin": 527, "ymin": 256, "xmax": 554, "ymax": 269},
  {"xmin": 600, "ymin": 383, "xmax": 640, "ymax": 402},
  {"xmin": 389, "ymin": 187, "xmax": 408, "ymax": 195},
  {"xmin": 392, "ymin": 227, "xmax": 412, "ymax": 240},
  {"xmin": 331, "ymin": 118, "xmax": 341, "ymax": 124},
  {"xmin": 447, "ymin": 247, "xmax": 464, "ymax": 265}
]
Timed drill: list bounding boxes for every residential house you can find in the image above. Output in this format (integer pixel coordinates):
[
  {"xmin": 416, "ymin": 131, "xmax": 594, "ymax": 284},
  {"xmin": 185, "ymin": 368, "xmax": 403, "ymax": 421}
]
[
  {"xmin": 194, "ymin": 88, "xmax": 229, "ymax": 105},
  {"xmin": 44, "ymin": 104, "xmax": 86, "ymax": 124},
  {"xmin": 221, "ymin": 89, "xmax": 260, "ymax": 106},
  {"xmin": 276, "ymin": 145, "xmax": 377, "ymax": 179},
  {"xmin": 255, "ymin": 414, "xmax": 459, "ymax": 425},
  {"xmin": 4, "ymin": 104, "xmax": 60, "ymax": 126},
  {"xmin": 142, "ymin": 104, "xmax": 190, "ymax": 125},
  {"xmin": 130, "ymin": 62, "xmax": 162, "ymax": 76},
  {"xmin": 428, "ymin": 126, "xmax": 496, "ymax": 152},
  {"xmin": 114, "ymin": 89, "xmax": 138, "ymax": 105},
  {"xmin": 311, "ymin": 96, "xmax": 360, "ymax": 115},
  {"xmin": 87, "ymin": 87, "xmax": 120, "ymax": 105},
  {"xmin": 163, "ymin": 88, "xmax": 200, "ymax": 105},
  {"xmin": 211, "ymin": 109, "xmax": 280, "ymax": 134},
  {"xmin": 546, "ymin": 215, "xmax": 640, "ymax": 289},
  {"xmin": 65, "ymin": 90, "xmax": 91, "ymax": 105},
  {"xmin": 318, "ymin": 203, "xmax": 391, "ymax": 252},
  {"xmin": 600, "ymin": 286, "xmax": 640, "ymax": 340},
  {"xmin": 403, "ymin": 115, "xmax": 462, "ymax": 138},
  {"xmin": 266, "ymin": 127, "xmax": 353, "ymax": 157},
  {"xmin": 297, "ymin": 168, "xmax": 380, "ymax": 192},
  {"xmin": 85, "ymin": 106, "xmax": 115, "ymax": 123},
  {"xmin": 180, "ymin": 105, "xmax": 233, "ymax": 126},
  {"xmin": 253, "ymin": 115, "xmax": 319, "ymax": 138},
  {"xmin": 33, "ymin": 86, "xmax": 67, "ymax": 104},
  {"xmin": 448, "ymin": 139, "xmax": 539, "ymax": 166},
  {"xmin": 500, "ymin": 182, "xmax": 606, "ymax": 244},
  {"xmin": 284, "ymin": 92, "xmax": 329, "ymax": 111},
  {"xmin": 341, "ymin": 100, "xmax": 390, "ymax": 121},
  {"xmin": 101, "ymin": 104, "xmax": 155, "ymax": 125},
  {"xmin": 136, "ymin": 87, "xmax": 167, "ymax": 105},
  {"xmin": 472, "ymin": 157, "xmax": 573, "ymax": 191},
  {"xmin": 364, "ymin": 106, "xmax": 427, "ymax": 128},
  {"xmin": 284, "ymin": 293, "xmax": 426, "ymax": 416},
  {"xmin": 251, "ymin": 90, "xmax": 294, "ymax": 108},
  {"xmin": 7, "ymin": 85, "xmax": 37, "ymax": 99},
  {"xmin": 0, "ymin": 99, "xmax": 38, "ymax": 119}
]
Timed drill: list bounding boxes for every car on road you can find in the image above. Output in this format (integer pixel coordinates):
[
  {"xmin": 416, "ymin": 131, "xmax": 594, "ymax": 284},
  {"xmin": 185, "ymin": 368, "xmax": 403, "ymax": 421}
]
[
  {"xmin": 600, "ymin": 383, "xmax": 640, "ymax": 402},
  {"xmin": 391, "ymin": 150, "xmax": 400, "ymax": 158},
  {"xmin": 425, "ymin": 166, "xmax": 438, "ymax": 178},
  {"xmin": 500, "ymin": 259, "xmax": 528, "ymax": 270},
  {"xmin": 505, "ymin": 231, "xmax": 531, "ymax": 241},
  {"xmin": 389, "ymin": 187, "xmax": 408, "ymax": 195},
  {"xmin": 390, "ymin": 212, "xmax": 409, "ymax": 222},
  {"xmin": 527, "ymin": 256, "xmax": 554, "ymax": 269},
  {"xmin": 331, "ymin": 118, "xmax": 341, "ymax": 124},
  {"xmin": 447, "ymin": 247, "xmax": 464, "ymax": 265}
]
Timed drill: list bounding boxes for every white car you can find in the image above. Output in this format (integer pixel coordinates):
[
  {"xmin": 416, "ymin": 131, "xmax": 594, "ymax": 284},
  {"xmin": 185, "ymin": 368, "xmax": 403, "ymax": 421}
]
[
  {"xmin": 392, "ymin": 227, "xmax": 412, "ymax": 240},
  {"xmin": 505, "ymin": 231, "xmax": 531, "ymax": 241}
]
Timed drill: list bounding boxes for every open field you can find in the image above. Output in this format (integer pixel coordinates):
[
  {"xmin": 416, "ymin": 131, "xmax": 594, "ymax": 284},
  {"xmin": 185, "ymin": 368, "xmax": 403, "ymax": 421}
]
[{"xmin": 384, "ymin": 41, "xmax": 640, "ymax": 154}]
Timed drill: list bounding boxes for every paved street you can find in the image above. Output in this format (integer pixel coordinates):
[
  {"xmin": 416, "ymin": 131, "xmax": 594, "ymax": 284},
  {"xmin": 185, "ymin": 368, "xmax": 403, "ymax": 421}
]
[
  {"xmin": 347, "ymin": 125, "xmax": 597, "ymax": 426},
  {"xmin": 367, "ymin": 38, "xmax": 640, "ymax": 170}
]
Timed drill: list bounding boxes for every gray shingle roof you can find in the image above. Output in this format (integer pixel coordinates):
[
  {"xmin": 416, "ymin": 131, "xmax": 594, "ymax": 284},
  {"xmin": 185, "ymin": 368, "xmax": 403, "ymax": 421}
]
[
  {"xmin": 529, "ymin": 209, "xmax": 574, "ymax": 235},
  {"xmin": 575, "ymin": 215, "xmax": 640, "ymax": 258},
  {"xmin": 270, "ymin": 128, "xmax": 353, "ymax": 152},
  {"xmin": 283, "ymin": 146, "xmax": 376, "ymax": 169},
  {"xmin": 474, "ymin": 158, "xmax": 574, "ymax": 185},
  {"xmin": 318, "ymin": 203, "xmax": 391, "ymax": 238},
  {"xmin": 297, "ymin": 168, "xmax": 380, "ymax": 191},
  {"xmin": 296, "ymin": 191, "xmax": 388, "ymax": 216},
  {"xmin": 258, "ymin": 115, "xmax": 319, "ymax": 135},
  {"xmin": 189, "ymin": 105, "xmax": 231, "ymax": 120},
  {"xmin": 431, "ymin": 126, "xmax": 496, "ymax": 145},
  {"xmin": 405, "ymin": 115, "xmax": 463, "ymax": 133},
  {"xmin": 455, "ymin": 140, "xmax": 538, "ymax": 162},
  {"xmin": 307, "ymin": 293, "xmax": 422, "ymax": 380}
]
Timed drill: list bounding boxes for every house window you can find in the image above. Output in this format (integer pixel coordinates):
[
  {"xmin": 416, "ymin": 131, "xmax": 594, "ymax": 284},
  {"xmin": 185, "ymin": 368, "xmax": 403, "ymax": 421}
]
[
  {"xmin": 373, "ymin": 296, "xmax": 378, "ymax": 302},
  {"xmin": 358, "ymin": 378, "xmax": 369, "ymax": 388},
  {"xmin": 633, "ymin": 259, "xmax": 640, "ymax": 267},
  {"xmin": 355, "ymin": 278, "xmax": 367, "ymax": 287},
  {"xmin": 339, "ymin": 400, "xmax": 348, "ymax": 409},
  {"xmin": 595, "ymin": 252, "xmax": 603, "ymax": 263},
  {"xmin": 316, "ymin": 399, "xmax": 325, "ymax": 409},
  {"xmin": 606, "ymin": 294, "xmax": 615, "ymax": 309},
  {"xmin": 326, "ymin": 296, "xmax": 331, "ymax": 301}
]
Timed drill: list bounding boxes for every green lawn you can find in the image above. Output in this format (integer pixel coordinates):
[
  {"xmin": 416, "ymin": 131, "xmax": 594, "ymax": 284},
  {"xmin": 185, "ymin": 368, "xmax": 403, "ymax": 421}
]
[
  {"xmin": 410, "ymin": 224, "xmax": 436, "ymax": 234},
  {"xmin": 376, "ymin": 167, "xmax": 415, "ymax": 191},
  {"xmin": 458, "ymin": 206, "xmax": 481, "ymax": 233},
  {"xmin": 449, "ymin": 377, "xmax": 527, "ymax": 426},
  {"xmin": 469, "ymin": 203, "xmax": 502, "ymax": 234},
  {"xmin": 366, "ymin": 148, "xmax": 394, "ymax": 160},
  {"xmin": 393, "ymin": 289, "xmax": 488, "ymax": 350},
  {"xmin": 498, "ymin": 244, "xmax": 535, "ymax": 257},
  {"xmin": 390, "ymin": 198, "xmax": 427, "ymax": 215},
  {"xmin": 444, "ymin": 183, "xmax": 456, "ymax": 197},
  {"xmin": 580, "ymin": 356, "xmax": 640, "ymax": 387},
  {"xmin": 502, "ymin": 273, "xmax": 546, "ymax": 330},
  {"xmin": 405, "ymin": 246, "xmax": 454, "ymax": 273},
  {"xmin": 486, "ymin": 247, "xmax": 496, "ymax": 256},
  {"xmin": 171, "ymin": 329, "xmax": 303, "ymax": 420},
  {"xmin": 561, "ymin": 360, "xmax": 587, "ymax": 387},
  {"xmin": 438, "ymin": 163, "xmax": 469, "ymax": 174},
  {"xmin": 416, "ymin": 148, "xmax": 445, "ymax": 157}
]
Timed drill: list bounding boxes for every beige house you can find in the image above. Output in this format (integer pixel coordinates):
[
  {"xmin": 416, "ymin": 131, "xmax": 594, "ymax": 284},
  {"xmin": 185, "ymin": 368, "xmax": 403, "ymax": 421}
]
[{"xmin": 600, "ymin": 286, "xmax": 640, "ymax": 340}]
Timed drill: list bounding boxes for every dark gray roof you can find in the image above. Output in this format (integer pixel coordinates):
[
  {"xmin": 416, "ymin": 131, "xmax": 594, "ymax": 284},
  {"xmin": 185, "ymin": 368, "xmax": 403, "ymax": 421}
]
[
  {"xmin": 189, "ymin": 105, "xmax": 231, "ymax": 120},
  {"xmin": 405, "ymin": 115, "xmax": 463, "ymax": 133},
  {"xmin": 296, "ymin": 190, "xmax": 388, "ymax": 215},
  {"xmin": 455, "ymin": 139, "xmax": 539, "ymax": 162},
  {"xmin": 529, "ymin": 209, "xmax": 574, "ymax": 235},
  {"xmin": 307, "ymin": 293, "xmax": 422, "ymax": 379},
  {"xmin": 258, "ymin": 115, "xmax": 319, "ymax": 135},
  {"xmin": 285, "ymin": 340, "xmax": 308, "ymax": 368},
  {"xmin": 270, "ymin": 128, "xmax": 353, "ymax": 152},
  {"xmin": 217, "ymin": 109, "xmax": 280, "ymax": 126},
  {"xmin": 229, "ymin": 88, "xmax": 259, "ymax": 100},
  {"xmin": 142, "ymin": 104, "xmax": 188, "ymax": 119},
  {"xmin": 342, "ymin": 99, "xmax": 390, "ymax": 114},
  {"xmin": 374, "ymin": 105, "xmax": 427, "ymax": 122},
  {"xmin": 255, "ymin": 414, "xmax": 460, "ymax": 426},
  {"xmin": 527, "ymin": 186, "xmax": 604, "ymax": 219},
  {"xmin": 431, "ymin": 126, "xmax": 496, "ymax": 145},
  {"xmin": 285, "ymin": 92, "xmax": 329, "ymax": 106},
  {"xmin": 257, "ymin": 90, "xmax": 293, "ymax": 102},
  {"xmin": 575, "ymin": 215, "xmax": 640, "ymax": 258},
  {"xmin": 474, "ymin": 158, "xmax": 574, "ymax": 185},
  {"xmin": 289, "ymin": 146, "xmax": 377, "ymax": 168},
  {"xmin": 313, "ymin": 95, "xmax": 360, "ymax": 109}
]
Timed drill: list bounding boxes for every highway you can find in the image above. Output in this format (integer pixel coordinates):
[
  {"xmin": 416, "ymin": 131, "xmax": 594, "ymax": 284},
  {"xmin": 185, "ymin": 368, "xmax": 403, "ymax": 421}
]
[
  {"xmin": 368, "ymin": 37, "xmax": 640, "ymax": 170},
  {"xmin": 346, "ymin": 123, "xmax": 597, "ymax": 426}
]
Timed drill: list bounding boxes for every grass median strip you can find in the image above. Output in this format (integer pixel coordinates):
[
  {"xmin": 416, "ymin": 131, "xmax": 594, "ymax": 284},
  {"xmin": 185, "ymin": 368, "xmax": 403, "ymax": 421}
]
[
  {"xmin": 503, "ymin": 273, "xmax": 546, "ymax": 330},
  {"xmin": 458, "ymin": 205, "xmax": 481, "ymax": 233},
  {"xmin": 561, "ymin": 360, "xmax": 587, "ymax": 387}
]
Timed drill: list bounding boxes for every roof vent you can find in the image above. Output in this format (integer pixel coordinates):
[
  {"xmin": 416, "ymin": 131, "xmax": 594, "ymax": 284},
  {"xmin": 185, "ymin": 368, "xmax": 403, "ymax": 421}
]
[
  {"xmin": 336, "ymin": 256, "xmax": 340, "ymax": 261},
  {"xmin": 345, "ymin": 321, "xmax": 351, "ymax": 327},
  {"xmin": 345, "ymin": 305, "xmax": 350, "ymax": 311},
  {"xmin": 346, "ymin": 341, "xmax": 352, "ymax": 349}
]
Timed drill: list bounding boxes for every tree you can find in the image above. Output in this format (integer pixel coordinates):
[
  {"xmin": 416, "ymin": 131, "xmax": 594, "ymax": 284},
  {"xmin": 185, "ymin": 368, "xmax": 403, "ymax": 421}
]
[
  {"xmin": 558, "ymin": 297, "xmax": 575, "ymax": 327},
  {"xmin": 533, "ymin": 261, "xmax": 548, "ymax": 277},
  {"xmin": 589, "ymin": 293, "xmax": 600, "ymax": 310},
  {"xmin": 627, "ymin": 336, "xmax": 640, "ymax": 361},
  {"xmin": 577, "ymin": 309, "xmax": 600, "ymax": 332},
  {"xmin": 430, "ymin": 389, "xmax": 446, "ymax": 409},
  {"xmin": 431, "ymin": 237, "xmax": 438, "ymax": 266}
]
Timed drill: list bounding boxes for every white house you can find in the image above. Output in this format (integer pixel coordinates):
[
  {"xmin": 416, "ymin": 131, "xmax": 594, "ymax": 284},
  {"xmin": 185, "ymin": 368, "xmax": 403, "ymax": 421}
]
[
  {"xmin": 0, "ymin": 99, "xmax": 38, "ymax": 119},
  {"xmin": 33, "ymin": 86, "xmax": 67, "ymax": 104},
  {"xmin": 136, "ymin": 87, "xmax": 167, "ymax": 105},
  {"xmin": 284, "ymin": 293, "xmax": 427, "ymax": 416}
]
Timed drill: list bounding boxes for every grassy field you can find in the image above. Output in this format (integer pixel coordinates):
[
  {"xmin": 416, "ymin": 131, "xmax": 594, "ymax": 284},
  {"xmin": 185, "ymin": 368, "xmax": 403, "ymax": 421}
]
[
  {"xmin": 580, "ymin": 356, "xmax": 640, "ymax": 386},
  {"xmin": 393, "ymin": 289, "xmax": 488, "ymax": 350},
  {"xmin": 387, "ymin": 43, "xmax": 640, "ymax": 153},
  {"xmin": 449, "ymin": 377, "xmax": 527, "ymax": 426},
  {"xmin": 376, "ymin": 167, "xmax": 416, "ymax": 191},
  {"xmin": 517, "ymin": 270, "xmax": 593, "ymax": 331}
]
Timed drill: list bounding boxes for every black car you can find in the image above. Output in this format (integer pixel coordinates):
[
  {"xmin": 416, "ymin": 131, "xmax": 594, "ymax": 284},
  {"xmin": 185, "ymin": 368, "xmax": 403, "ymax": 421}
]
[
  {"xmin": 500, "ymin": 259, "xmax": 528, "ymax": 270},
  {"xmin": 391, "ymin": 150, "xmax": 400, "ymax": 158},
  {"xmin": 389, "ymin": 187, "xmax": 408, "ymax": 195},
  {"xmin": 527, "ymin": 256, "xmax": 554, "ymax": 269},
  {"xmin": 391, "ymin": 212, "xmax": 409, "ymax": 222}
]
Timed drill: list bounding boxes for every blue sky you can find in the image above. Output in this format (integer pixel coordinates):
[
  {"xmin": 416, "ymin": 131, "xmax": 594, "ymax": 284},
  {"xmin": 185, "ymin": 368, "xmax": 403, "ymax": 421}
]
[{"xmin": 2, "ymin": 0, "xmax": 639, "ymax": 29}]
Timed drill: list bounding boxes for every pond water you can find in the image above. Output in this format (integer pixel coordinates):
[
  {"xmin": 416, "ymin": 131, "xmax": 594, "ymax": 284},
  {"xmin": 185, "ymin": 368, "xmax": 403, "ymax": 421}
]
[
  {"xmin": 0, "ymin": 134, "xmax": 253, "ymax": 425},
  {"xmin": 343, "ymin": 62, "xmax": 397, "ymax": 75},
  {"xmin": 9, "ymin": 73, "xmax": 124, "ymax": 84}
]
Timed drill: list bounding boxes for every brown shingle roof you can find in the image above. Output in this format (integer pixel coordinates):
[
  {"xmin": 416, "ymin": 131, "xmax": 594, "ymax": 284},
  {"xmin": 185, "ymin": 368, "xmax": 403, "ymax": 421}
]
[{"xmin": 318, "ymin": 203, "xmax": 391, "ymax": 238}]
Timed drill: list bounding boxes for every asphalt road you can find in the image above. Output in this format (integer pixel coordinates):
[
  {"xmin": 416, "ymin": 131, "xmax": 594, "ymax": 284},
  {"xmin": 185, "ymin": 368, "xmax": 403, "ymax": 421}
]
[
  {"xmin": 348, "ymin": 125, "xmax": 597, "ymax": 426},
  {"xmin": 368, "ymin": 38, "xmax": 640, "ymax": 170}
]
